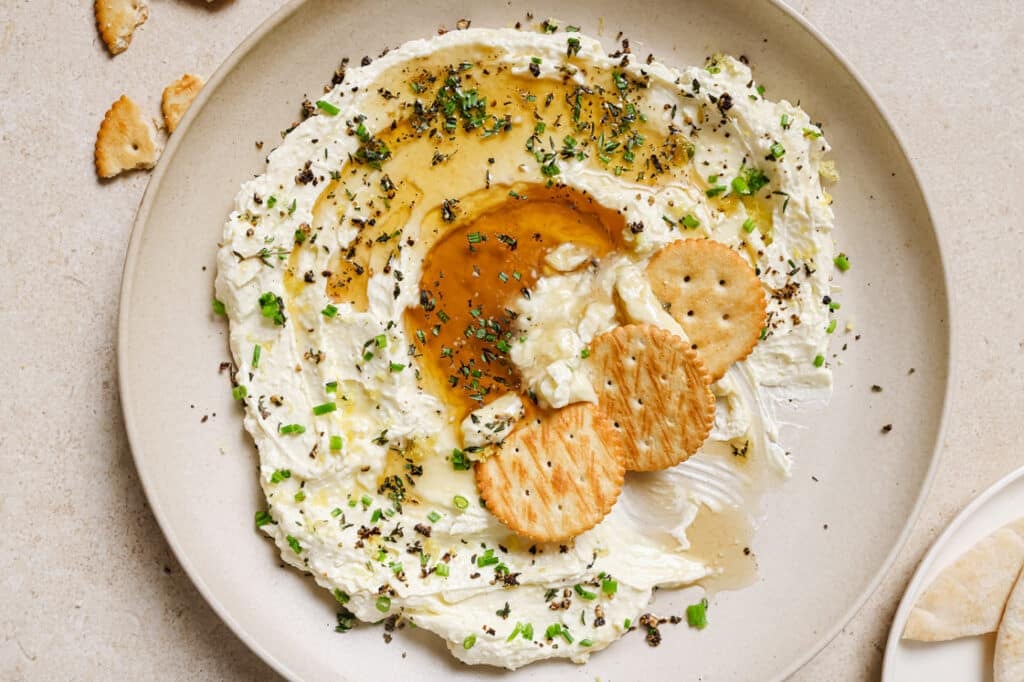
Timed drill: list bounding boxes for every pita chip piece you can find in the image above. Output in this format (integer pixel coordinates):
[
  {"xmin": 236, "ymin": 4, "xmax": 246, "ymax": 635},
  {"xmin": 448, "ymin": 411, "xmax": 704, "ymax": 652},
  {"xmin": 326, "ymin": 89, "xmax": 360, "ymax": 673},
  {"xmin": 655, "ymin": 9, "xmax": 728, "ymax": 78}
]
[{"xmin": 903, "ymin": 518, "xmax": 1024, "ymax": 642}]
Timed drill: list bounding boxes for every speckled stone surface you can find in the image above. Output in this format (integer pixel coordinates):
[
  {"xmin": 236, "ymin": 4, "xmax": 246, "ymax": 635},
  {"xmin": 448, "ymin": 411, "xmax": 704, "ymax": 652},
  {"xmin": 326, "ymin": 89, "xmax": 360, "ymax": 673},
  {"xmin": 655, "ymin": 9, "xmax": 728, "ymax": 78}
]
[{"xmin": 0, "ymin": 1, "xmax": 1020, "ymax": 679}]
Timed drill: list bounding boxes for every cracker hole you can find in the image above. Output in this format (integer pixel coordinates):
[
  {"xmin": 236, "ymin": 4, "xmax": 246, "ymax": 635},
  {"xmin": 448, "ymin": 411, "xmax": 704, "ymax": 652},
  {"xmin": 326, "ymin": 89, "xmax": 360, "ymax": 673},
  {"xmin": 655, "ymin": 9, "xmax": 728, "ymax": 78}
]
[
  {"xmin": 691, "ymin": 343, "xmax": 698, "ymax": 350},
  {"xmin": 546, "ymin": 461, "xmax": 552, "ymax": 468},
  {"xmin": 613, "ymin": 421, "xmax": 620, "ymax": 428},
  {"xmin": 718, "ymin": 279, "xmax": 726, "ymax": 286},
  {"xmin": 684, "ymin": 275, "xmax": 691, "ymax": 282},
  {"xmin": 132, "ymin": 143, "xmax": 139, "ymax": 151},
  {"xmin": 687, "ymin": 310, "xmax": 694, "ymax": 317}
]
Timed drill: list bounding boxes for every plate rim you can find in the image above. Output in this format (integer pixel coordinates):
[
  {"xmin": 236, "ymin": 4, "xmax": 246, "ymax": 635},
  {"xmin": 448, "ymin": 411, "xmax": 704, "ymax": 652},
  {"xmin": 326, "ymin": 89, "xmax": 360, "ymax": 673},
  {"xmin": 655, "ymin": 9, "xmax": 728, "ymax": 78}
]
[
  {"xmin": 880, "ymin": 463, "xmax": 1024, "ymax": 679},
  {"xmin": 117, "ymin": 1, "xmax": 955, "ymax": 679}
]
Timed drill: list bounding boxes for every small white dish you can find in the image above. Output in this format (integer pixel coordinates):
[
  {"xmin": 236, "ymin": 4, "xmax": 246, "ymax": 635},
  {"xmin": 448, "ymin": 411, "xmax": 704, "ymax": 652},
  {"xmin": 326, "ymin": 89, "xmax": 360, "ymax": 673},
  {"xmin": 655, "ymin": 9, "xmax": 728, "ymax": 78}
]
[{"xmin": 882, "ymin": 465, "xmax": 1024, "ymax": 682}]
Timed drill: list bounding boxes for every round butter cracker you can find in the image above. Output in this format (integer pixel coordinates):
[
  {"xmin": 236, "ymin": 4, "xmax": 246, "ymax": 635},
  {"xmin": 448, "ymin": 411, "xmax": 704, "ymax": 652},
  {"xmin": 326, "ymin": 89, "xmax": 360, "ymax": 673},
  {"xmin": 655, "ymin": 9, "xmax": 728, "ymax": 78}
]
[
  {"xmin": 475, "ymin": 403, "xmax": 625, "ymax": 543},
  {"xmin": 646, "ymin": 239, "xmax": 766, "ymax": 381},
  {"xmin": 589, "ymin": 324, "xmax": 714, "ymax": 472}
]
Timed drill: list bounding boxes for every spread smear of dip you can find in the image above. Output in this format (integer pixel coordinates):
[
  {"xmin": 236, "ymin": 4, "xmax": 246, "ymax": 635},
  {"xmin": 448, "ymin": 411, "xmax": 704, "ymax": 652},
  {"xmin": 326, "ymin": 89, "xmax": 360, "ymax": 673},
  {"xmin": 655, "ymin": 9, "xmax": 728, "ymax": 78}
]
[{"xmin": 215, "ymin": 26, "xmax": 836, "ymax": 669}]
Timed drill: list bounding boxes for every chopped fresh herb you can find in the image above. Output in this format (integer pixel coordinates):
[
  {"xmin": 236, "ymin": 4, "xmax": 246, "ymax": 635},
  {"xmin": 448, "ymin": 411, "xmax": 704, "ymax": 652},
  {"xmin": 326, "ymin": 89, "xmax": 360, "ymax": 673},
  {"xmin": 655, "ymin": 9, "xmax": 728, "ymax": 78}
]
[
  {"xmin": 780, "ymin": 113, "xmax": 791, "ymax": 129},
  {"xmin": 258, "ymin": 292, "xmax": 286, "ymax": 326},
  {"xmin": 212, "ymin": 299, "xmax": 226, "ymax": 316},
  {"xmin": 682, "ymin": 214, "xmax": 700, "ymax": 229},
  {"xmin": 427, "ymin": 510, "xmax": 441, "ymax": 523},
  {"xmin": 580, "ymin": 348, "xmax": 590, "ymax": 359},
  {"xmin": 374, "ymin": 333, "xmax": 387, "ymax": 348},
  {"xmin": 769, "ymin": 141, "xmax": 786, "ymax": 159},
  {"xmin": 574, "ymin": 584, "xmax": 597, "ymax": 600},
  {"xmin": 288, "ymin": 199, "xmax": 297, "ymax": 215},
  {"xmin": 826, "ymin": 319, "xmax": 837, "ymax": 334},
  {"xmin": 803, "ymin": 127, "xmax": 823, "ymax": 139},
  {"xmin": 742, "ymin": 218, "xmax": 757, "ymax": 233},
  {"xmin": 325, "ymin": 380, "xmax": 338, "ymax": 393},
  {"xmin": 315, "ymin": 99, "xmax": 340, "ymax": 115},
  {"xmin": 269, "ymin": 469, "xmax": 291, "ymax": 484},
  {"xmin": 266, "ymin": 195, "xmax": 277, "ymax": 208},
  {"xmin": 389, "ymin": 362, "xmax": 406, "ymax": 373},
  {"xmin": 462, "ymin": 634, "xmax": 476, "ymax": 650},
  {"xmin": 829, "ymin": 301, "xmax": 841, "ymax": 311},
  {"xmin": 313, "ymin": 402, "xmax": 337, "ymax": 416},
  {"xmin": 732, "ymin": 166, "xmax": 771, "ymax": 196},
  {"xmin": 333, "ymin": 588, "xmax": 350, "ymax": 604},
  {"xmin": 375, "ymin": 596, "xmax": 391, "ymax": 613},
  {"xmin": 566, "ymin": 37, "xmax": 581, "ymax": 56},
  {"xmin": 294, "ymin": 490, "xmax": 306, "ymax": 502},
  {"xmin": 322, "ymin": 304, "xmax": 338, "ymax": 318},
  {"xmin": 834, "ymin": 253, "xmax": 851, "ymax": 271},
  {"xmin": 232, "ymin": 385, "xmax": 247, "ymax": 401},
  {"xmin": 687, "ymin": 598, "xmax": 709, "ymax": 629},
  {"xmin": 813, "ymin": 354, "xmax": 825, "ymax": 368},
  {"xmin": 601, "ymin": 578, "xmax": 618, "ymax": 595},
  {"xmin": 434, "ymin": 563, "xmax": 450, "ymax": 577},
  {"xmin": 286, "ymin": 535, "xmax": 302, "ymax": 554},
  {"xmin": 580, "ymin": 639, "xmax": 593, "ymax": 647},
  {"xmin": 254, "ymin": 510, "xmax": 273, "ymax": 527},
  {"xmin": 252, "ymin": 344, "xmax": 261, "ymax": 368},
  {"xmin": 706, "ymin": 185, "xmax": 727, "ymax": 197},
  {"xmin": 477, "ymin": 549, "xmax": 499, "ymax": 567},
  {"xmin": 451, "ymin": 449, "xmax": 471, "ymax": 470},
  {"xmin": 453, "ymin": 495, "xmax": 469, "ymax": 510},
  {"xmin": 279, "ymin": 423, "xmax": 306, "ymax": 435},
  {"xmin": 329, "ymin": 435, "xmax": 344, "ymax": 451},
  {"xmin": 624, "ymin": 618, "xmax": 632, "ymax": 629}
]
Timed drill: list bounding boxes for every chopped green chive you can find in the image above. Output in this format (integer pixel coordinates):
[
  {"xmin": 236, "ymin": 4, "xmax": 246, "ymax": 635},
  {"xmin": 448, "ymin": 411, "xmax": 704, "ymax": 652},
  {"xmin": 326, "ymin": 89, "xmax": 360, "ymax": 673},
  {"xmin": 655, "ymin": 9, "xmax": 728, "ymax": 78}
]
[
  {"xmin": 286, "ymin": 535, "xmax": 302, "ymax": 554},
  {"xmin": 453, "ymin": 495, "xmax": 469, "ymax": 510},
  {"xmin": 294, "ymin": 490, "xmax": 306, "ymax": 502},
  {"xmin": 254, "ymin": 510, "xmax": 273, "ymax": 527},
  {"xmin": 813, "ymin": 354, "xmax": 825, "ymax": 368},
  {"xmin": 580, "ymin": 348, "xmax": 590, "ymax": 359},
  {"xmin": 826, "ymin": 319, "xmax": 837, "ymax": 334},
  {"xmin": 705, "ymin": 185, "xmax": 727, "ymax": 197},
  {"xmin": 375, "ymin": 596, "xmax": 391, "ymax": 613},
  {"xmin": 360, "ymin": 494, "xmax": 372, "ymax": 509},
  {"xmin": 742, "ymin": 218, "xmax": 757, "ymax": 233},
  {"xmin": 325, "ymin": 380, "xmax": 338, "ymax": 393},
  {"xmin": 834, "ymin": 253, "xmax": 851, "ymax": 271},
  {"xmin": 477, "ymin": 549, "xmax": 499, "ymax": 567},
  {"xmin": 427, "ymin": 510, "xmax": 441, "ymax": 523},
  {"xmin": 232, "ymin": 385, "xmax": 247, "ymax": 401},
  {"xmin": 580, "ymin": 639, "xmax": 593, "ymax": 647},
  {"xmin": 374, "ymin": 334, "xmax": 387, "ymax": 348},
  {"xmin": 803, "ymin": 127, "xmax": 823, "ymax": 139},
  {"xmin": 252, "ymin": 344, "xmax": 261, "ymax": 368},
  {"xmin": 467, "ymin": 231, "xmax": 484, "ymax": 244},
  {"xmin": 601, "ymin": 578, "xmax": 618, "ymax": 595},
  {"xmin": 574, "ymin": 584, "xmax": 597, "ymax": 600},
  {"xmin": 530, "ymin": 56, "xmax": 542, "ymax": 65},
  {"xmin": 330, "ymin": 507, "xmax": 343, "ymax": 517},
  {"xmin": 258, "ymin": 292, "xmax": 286, "ymax": 326},
  {"xmin": 279, "ymin": 423, "xmax": 306, "ymax": 435},
  {"xmin": 212, "ymin": 299, "xmax": 226, "ymax": 316},
  {"xmin": 287, "ymin": 199, "xmax": 297, "ymax": 215},
  {"xmin": 329, "ymin": 435, "xmax": 344, "ymax": 451},
  {"xmin": 687, "ymin": 598, "xmax": 709, "ymax": 629},
  {"xmin": 829, "ymin": 301, "xmax": 841, "ymax": 311},
  {"xmin": 759, "ymin": 326, "xmax": 769, "ymax": 341},
  {"xmin": 333, "ymin": 588, "xmax": 349, "ymax": 604},
  {"xmin": 506, "ymin": 622, "xmax": 523, "ymax": 641},
  {"xmin": 434, "ymin": 563, "xmax": 450, "ymax": 577},
  {"xmin": 371, "ymin": 509, "xmax": 382, "ymax": 523},
  {"xmin": 266, "ymin": 195, "xmax": 277, "ymax": 208},
  {"xmin": 462, "ymin": 634, "xmax": 476, "ymax": 650},
  {"xmin": 313, "ymin": 402, "xmax": 337, "ymax": 416},
  {"xmin": 322, "ymin": 304, "xmax": 338, "ymax": 318},
  {"xmin": 769, "ymin": 141, "xmax": 786, "ymax": 159},
  {"xmin": 682, "ymin": 214, "xmax": 700, "ymax": 229},
  {"xmin": 269, "ymin": 469, "xmax": 291, "ymax": 484},
  {"xmin": 389, "ymin": 362, "xmax": 406, "ymax": 373},
  {"xmin": 451, "ymin": 449, "xmax": 471, "ymax": 471},
  {"xmin": 624, "ymin": 618, "xmax": 632, "ymax": 629},
  {"xmin": 315, "ymin": 99, "xmax": 340, "ymax": 115}
]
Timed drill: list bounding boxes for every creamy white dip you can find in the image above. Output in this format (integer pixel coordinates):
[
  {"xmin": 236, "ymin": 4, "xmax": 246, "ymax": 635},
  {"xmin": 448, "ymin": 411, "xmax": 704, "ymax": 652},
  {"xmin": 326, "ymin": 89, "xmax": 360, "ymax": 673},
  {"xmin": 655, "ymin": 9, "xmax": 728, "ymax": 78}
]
[{"xmin": 216, "ymin": 26, "xmax": 836, "ymax": 669}]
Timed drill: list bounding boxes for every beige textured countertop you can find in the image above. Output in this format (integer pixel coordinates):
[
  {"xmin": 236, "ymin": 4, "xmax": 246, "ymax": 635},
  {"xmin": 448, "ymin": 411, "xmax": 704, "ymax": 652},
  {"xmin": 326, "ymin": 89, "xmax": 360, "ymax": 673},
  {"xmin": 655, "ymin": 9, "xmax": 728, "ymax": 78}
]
[{"xmin": 1, "ymin": 1, "xmax": 1021, "ymax": 679}]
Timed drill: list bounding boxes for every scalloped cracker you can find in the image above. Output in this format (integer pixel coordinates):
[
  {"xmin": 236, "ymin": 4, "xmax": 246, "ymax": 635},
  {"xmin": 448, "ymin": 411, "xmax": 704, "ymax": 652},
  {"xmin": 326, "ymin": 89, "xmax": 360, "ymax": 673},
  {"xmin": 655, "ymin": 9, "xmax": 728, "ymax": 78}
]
[
  {"xmin": 95, "ymin": 95, "xmax": 160, "ymax": 178},
  {"xmin": 589, "ymin": 324, "xmax": 714, "ymax": 472},
  {"xmin": 996, "ymin": 568, "xmax": 1024, "ymax": 682},
  {"xmin": 95, "ymin": 0, "xmax": 148, "ymax": 55},
  {"xmin": 476, "ymin": 403, "xmax": 625, "ymax": 543},
  {"xmin": 646, "ymin": 239, "xmax": 766, "ymax": 381},
  {"xmin": 162, "ymin": 74, "xmax": 204, "ymax": 133}
]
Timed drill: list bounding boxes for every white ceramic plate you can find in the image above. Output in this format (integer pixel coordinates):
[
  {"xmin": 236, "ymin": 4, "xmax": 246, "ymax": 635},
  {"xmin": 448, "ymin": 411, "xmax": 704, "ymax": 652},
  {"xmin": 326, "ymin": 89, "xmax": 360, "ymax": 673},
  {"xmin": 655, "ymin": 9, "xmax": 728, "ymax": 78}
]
[
  {"xmin": 882, "ymin": 466, "xmax": 1024, "ymax": 682},
  {"xmin": 118, "ymin": 1, "xmax": 951, "ymax": 679}
]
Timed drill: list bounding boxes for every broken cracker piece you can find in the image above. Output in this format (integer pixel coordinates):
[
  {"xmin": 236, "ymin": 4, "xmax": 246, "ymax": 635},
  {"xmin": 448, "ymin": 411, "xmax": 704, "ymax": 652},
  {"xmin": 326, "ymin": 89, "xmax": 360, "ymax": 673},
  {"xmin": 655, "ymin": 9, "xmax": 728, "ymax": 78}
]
[
  {"xmin": 646, "ymin": 239, "xmax": 766, "ymax": 381},
  {"xmin": 476, "ymin": 403, "xmax": 625, "ymax": 543},
  {"xmin": 162, "ymin": 74, "xmax": 204, "ymax": 133},
  {"xmin": 95, "ymin": 95, "xmax": 161, "ymax": 179},
  {"xmin": 95, "ymin": 0, "xmax": 149, "ymax": 55},
  {"xmin": 589, "ymin": 324, "xmax": 715, "ymax": 472}
]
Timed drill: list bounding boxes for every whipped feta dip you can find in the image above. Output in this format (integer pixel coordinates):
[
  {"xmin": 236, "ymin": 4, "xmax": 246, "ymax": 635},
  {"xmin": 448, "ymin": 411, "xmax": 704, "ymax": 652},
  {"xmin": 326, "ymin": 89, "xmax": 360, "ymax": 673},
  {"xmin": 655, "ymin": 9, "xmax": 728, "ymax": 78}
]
[{"xmin": 215, "ymin": 26, "xmax": 837, "ymax": 669}]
